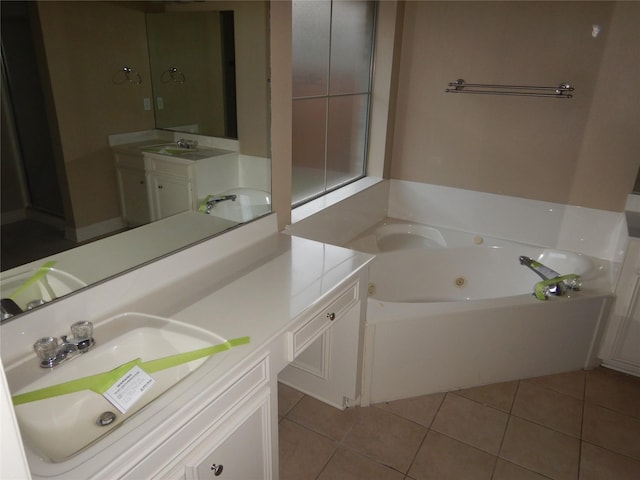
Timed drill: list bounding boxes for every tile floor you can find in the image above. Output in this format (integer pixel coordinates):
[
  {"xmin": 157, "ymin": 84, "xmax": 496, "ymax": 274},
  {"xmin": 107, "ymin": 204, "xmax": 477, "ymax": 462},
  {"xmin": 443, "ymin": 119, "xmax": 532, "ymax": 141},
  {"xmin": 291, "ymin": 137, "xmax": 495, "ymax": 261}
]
[
  {"xmin": 278, "ymin": 367, "xmax": 640, "ymax": 480},
  {"xmin": 1, "ymin": 218, "xmax": 125, "ymax": 271},
  {"xmin": 2, "ymin": 219, "xmax": 76, "ymax": 271}
]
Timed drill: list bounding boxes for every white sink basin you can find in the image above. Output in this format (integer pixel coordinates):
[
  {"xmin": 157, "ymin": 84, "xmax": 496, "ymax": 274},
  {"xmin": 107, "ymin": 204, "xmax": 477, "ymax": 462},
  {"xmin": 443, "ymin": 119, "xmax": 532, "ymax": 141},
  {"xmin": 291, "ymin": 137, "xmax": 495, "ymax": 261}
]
[
  {"xmin": 376, "ymin": 224, "xmax": 447, "ymax": 251},
  {"xmin": 137, "ymin": 143, "xmax": 233, "ymax": 160},
  {"xmin": 7, "ymin": 313, "xmax": 227, "ymax": 462},
  {"xmin": 0, "ymin": 266, "xmax": 87, "ymax": 311}
]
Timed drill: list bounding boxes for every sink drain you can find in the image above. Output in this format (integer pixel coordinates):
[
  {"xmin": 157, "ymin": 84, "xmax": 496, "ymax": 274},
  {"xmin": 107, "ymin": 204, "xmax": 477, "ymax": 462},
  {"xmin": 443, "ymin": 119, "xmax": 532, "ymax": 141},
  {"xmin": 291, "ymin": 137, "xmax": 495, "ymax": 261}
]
[
  {"xmin": 97, "ymin": 411, "xmax": 117, "ymax": 427},
  {"xmin": 454, "ymin": 276, "xmax": 466, "ymax": 288}
]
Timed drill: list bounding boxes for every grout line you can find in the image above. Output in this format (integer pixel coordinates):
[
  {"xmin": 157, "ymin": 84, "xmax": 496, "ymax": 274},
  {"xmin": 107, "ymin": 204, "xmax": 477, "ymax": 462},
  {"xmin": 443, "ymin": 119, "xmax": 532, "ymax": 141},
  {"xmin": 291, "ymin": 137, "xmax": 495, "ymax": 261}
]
[
  {"xmin": 279, "ymin": 371, "xmax": 640, "ymax": 479},
  {"xmin": 578, "ymin": 372, "xmax": 587, "ymax": 480},
  {"xmin": 313, "ymin": 448, "xmax": 338, "ymax": 480},
  {"xmin": 491, "ymin": 380, "xmax": 520, "ymax": 479}
]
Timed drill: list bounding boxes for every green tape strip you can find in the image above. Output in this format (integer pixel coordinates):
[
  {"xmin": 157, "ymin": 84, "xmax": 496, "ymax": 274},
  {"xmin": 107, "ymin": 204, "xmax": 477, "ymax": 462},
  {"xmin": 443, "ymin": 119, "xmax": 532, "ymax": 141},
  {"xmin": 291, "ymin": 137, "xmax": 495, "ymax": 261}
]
[
  {"xmin": 12, "ymin": 336, "xmax": 250, "ymax": 406},
  {"xmin": 534, "ymin": 274, "xmax": 581, "ymax": 300},
  {"xmin": 142, "ymin": 336, "xmax": 250, "ymax": 374},
  {"xmin": 198, "ymin": 195, "xmax": 213, "ymax": 213},
  {"xmin": 9, "ymin": 261, "xmax": 57, "ymax": 301}
]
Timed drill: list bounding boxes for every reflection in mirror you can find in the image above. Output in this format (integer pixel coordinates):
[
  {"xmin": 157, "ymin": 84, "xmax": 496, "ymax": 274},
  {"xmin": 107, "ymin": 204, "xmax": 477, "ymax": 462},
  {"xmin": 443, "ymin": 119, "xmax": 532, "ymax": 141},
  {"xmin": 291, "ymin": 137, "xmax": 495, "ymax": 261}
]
[
  {"xmin": 146, "ymin": 10, "xmax": 238, "ymax": 138},
  {"xmin": 0, "ymin": 0, "xmax": 270, "ymax": 319}
]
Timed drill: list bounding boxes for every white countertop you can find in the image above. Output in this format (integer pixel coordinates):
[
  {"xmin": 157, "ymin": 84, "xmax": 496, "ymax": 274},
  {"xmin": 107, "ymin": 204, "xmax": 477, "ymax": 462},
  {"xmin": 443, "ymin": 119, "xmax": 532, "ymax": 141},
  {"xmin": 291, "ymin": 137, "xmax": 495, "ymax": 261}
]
[{"xmin": 4, "ymin": 222, "xmax": 373, "ymax": 478}]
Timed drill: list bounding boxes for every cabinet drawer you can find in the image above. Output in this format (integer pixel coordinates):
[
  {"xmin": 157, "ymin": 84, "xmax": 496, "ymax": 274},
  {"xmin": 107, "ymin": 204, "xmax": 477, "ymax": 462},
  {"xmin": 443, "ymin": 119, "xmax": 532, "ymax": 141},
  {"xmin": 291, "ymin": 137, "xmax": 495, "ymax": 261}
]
[
  {"xmin": 287, "ymin": 281, "xmax": 358, "ymax": 361},
  {"xmin": 115, "ymin": 152, "xmax": 144, "ymax": 170},
  {"xmin": 145, "ymin": 154, "xmax": 192, "ymax": 176}
]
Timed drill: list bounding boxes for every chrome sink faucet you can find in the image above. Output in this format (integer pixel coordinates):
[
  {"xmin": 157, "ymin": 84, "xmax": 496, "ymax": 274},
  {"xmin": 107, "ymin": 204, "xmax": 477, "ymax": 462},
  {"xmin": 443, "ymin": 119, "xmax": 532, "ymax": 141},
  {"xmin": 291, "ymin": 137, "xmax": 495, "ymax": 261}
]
[
  {"xmin": 0, "ymin": 298, "xmax": 23, "ymax": 323},
  {"xmin": 204, "ymin": 194, "xmax": 237, "ymax": 214},
  {"xmin": 176, "ymin": 138, "xmax": 198, "ymax": 149},
  {"xmin": 33, "ymin": 321, "xmax": 95, "ymax": 368}
]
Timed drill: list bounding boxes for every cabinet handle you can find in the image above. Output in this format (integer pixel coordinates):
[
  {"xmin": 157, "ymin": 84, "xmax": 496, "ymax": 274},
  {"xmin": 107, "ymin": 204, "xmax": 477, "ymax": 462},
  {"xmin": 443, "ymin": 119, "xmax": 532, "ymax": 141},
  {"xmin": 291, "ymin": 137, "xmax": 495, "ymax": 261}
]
[
  {"xmin": 326, "ymin": 312, "xmax": 336, "ymax": 321},
  {"xmin": 139, "ymin": 180, "xmax": 144, "ymax": 185},
  {"xmin": 158, "ymin": 185, "xmax": 163, "ymax": 189},
  {"xmin": 210, "ymin": 464, "xmax": 223, "ymax": 476}
]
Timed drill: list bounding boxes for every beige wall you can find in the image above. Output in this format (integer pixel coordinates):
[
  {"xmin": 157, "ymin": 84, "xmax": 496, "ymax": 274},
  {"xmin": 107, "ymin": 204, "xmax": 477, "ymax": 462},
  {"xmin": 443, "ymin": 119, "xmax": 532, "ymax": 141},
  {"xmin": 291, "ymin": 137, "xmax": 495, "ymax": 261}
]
[
  {"xmin": 569, "ymin": 1, "xmax": 640, "ymax": 210},
  {"xmin": 147, "ymin": 11, "xmax": 226, "ymax": 136},
  {"xmin": 270, "ymin": 0, "xmax": 293, "ymax": 229},
  {"xmin": 390, "ymin": 1, "xmax": 640, "ymax": 212},
  {"xmin": 172, "ymin": 1, "xmax": 271, "ymax": 157},
  {"xmin": 36, "ymin": 1, "xmax": 154, "ymax": 229}
]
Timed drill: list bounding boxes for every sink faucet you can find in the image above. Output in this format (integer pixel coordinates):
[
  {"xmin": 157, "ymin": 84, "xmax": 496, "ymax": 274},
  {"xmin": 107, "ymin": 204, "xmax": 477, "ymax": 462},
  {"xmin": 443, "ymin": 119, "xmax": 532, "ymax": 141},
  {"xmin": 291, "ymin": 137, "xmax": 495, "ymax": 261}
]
[
  {"xmin": 176, "ymin": 138, "xmax": 198, "ymax": 149},
  {"xmin": 1, "ymin": 298, "xmax": 23, "ymax": 323},
  {"xmin": 518, "ymin": 256, "xmax": 567, "ymax": 296},
  {"xmin": 204, "ymin": 194, "xmax": 237, "ymax": 214},
  {"xmin": 33, "ymin": 321, "xmax": 95, "ymax": 368}
]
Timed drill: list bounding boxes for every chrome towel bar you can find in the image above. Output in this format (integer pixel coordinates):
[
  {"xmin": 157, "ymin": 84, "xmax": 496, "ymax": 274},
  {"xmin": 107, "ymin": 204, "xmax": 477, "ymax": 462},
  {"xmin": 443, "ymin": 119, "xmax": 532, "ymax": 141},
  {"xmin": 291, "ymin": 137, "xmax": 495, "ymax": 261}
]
[{"xmin": 445, "ymin": 79, "xmax": 574, "ymax": 98}]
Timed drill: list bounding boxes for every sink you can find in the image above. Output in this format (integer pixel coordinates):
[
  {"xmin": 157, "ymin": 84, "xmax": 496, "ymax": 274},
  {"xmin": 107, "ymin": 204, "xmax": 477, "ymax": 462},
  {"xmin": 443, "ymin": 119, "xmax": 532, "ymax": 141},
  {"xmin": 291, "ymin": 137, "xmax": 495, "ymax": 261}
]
[
  {"xmin": 136, "ymin": 143, "xmax": 233, "ymax": 160},
  {"xmin": 0, "ymin": 265, "xmax": 87, "ymax": 311},
  {"xmin": 6, "ymin": 312, "xmax": 228, "ymax": 462},
  {"xmin": 376, "ymin": 224, "xmax": 447, "ymax": 251}
]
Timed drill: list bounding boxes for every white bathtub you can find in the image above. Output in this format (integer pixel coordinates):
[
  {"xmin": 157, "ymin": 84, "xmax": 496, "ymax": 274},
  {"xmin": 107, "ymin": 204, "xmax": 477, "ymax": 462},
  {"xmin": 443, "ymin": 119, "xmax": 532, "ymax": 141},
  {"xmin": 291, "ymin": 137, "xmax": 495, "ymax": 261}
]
[{"xmin": 352, "ymin": 220, "xmax": 615, "ymax": 405}]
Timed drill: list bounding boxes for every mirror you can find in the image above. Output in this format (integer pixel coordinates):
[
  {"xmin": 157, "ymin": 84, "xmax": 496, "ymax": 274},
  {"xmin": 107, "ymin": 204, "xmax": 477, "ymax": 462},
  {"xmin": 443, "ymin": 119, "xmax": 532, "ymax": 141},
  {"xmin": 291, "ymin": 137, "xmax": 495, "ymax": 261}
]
[
  {"xmin": 146, "ymin": 10, "xmax": 238, "ymax": 138},
  {"xmin": 0, "ymin": 0, "xmax": 270, "ymax": 318}
]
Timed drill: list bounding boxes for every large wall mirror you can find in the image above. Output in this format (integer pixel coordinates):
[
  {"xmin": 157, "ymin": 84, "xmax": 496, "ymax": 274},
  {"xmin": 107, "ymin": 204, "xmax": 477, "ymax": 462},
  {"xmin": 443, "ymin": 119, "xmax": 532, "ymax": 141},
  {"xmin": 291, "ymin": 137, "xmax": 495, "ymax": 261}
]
[
  {"xmin": 146, "ymin": 10, "xmax": 238, "ymax": 138},
  {"xmin": 0, "ymin": 0, "xmax": 270, "ymax": 319}
]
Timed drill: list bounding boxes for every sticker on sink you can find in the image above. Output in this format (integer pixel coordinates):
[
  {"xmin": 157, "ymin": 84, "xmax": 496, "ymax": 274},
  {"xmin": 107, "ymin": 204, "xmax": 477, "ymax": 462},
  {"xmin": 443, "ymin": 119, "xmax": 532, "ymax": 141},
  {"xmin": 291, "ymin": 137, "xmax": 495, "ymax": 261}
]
[{"xmin": 103, "ymin": 365, "xmax": 155, "ymax": 414}]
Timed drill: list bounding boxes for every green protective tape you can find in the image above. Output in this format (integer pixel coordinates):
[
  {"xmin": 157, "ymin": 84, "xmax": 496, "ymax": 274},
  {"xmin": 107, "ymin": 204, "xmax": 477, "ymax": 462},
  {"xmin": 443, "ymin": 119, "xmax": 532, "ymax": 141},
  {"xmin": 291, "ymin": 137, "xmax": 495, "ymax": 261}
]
[
  {"xmin": 12, "ymin": 336, "xmax": 250, "ymax": 406},
  {"xmin": 9, "ymin": 261, "xmax": 57, "ymax": 301},
  {"xmin": 198, "ymin": 195, "xmax": 213, "ymax": 213},
  {"xmin": 534, "ymin": 274, "xmax": 581, "ymax": 301},
  {"xmin": 141, "ymin": 336, "xmax": 250, "ymax": 374}
]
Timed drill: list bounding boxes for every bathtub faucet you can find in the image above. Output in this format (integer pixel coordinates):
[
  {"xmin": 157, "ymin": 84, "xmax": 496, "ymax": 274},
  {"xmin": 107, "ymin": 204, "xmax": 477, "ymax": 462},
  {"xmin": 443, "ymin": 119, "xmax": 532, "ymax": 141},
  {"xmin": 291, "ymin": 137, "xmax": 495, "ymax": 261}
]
[
  {"xmin": 519, "ymin": 256, "xmax": 567, "ymax": 297},
  {"xmin": 204, "ymin": 194, "xmax": 237, "ymax": 214}
]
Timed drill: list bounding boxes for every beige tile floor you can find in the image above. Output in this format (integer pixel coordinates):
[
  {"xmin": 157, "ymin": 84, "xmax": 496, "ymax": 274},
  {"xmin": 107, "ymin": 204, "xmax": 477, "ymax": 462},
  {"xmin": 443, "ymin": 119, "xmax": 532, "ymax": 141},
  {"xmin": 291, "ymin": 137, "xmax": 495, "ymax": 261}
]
[{"xmin": 278, "ymin": 367, "xmax": 640, "ymax": 480}]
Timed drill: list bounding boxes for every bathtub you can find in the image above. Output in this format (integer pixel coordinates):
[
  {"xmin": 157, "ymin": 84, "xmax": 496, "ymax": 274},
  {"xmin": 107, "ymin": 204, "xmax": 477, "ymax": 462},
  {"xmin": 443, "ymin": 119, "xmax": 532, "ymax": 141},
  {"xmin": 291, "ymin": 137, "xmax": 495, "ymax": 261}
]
[{"xmin": 351, "ymin": 220, "xmax": 615, "ymax": 405}]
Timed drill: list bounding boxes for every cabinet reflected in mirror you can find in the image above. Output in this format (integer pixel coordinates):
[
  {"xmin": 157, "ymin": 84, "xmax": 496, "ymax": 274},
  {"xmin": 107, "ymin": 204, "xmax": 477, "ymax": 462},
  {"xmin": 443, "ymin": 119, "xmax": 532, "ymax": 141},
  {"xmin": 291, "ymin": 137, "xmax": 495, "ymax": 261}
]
[{"xmin": 0, "ymin": 0, "xmax": 270, "ymax": 318}]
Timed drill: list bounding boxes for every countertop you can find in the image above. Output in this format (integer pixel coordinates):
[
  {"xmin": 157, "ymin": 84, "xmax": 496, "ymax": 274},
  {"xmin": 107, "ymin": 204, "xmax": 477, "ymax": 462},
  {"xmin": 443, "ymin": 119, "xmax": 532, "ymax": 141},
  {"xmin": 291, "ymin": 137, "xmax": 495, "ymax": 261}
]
[{"xmin": 10, "ymin": 230, "xmax": 373, "ymax": 479}]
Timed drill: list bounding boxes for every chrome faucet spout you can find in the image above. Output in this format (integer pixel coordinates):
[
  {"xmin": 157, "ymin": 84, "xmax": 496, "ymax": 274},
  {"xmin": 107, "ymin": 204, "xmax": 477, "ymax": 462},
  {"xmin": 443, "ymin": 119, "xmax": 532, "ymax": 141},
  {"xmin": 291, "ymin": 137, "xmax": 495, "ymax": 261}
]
[
  {"xmin": 205, "ymin": 194, "xmax": 237, "ymax": 213},
  {"xmin": 176, "ymin": 138, "xmax": 198, "ymax": 149},
  {"xmin": 519, "ymin": 256, "xmax": 567, "ymax": 296},
  {"xmin": 1, "ymin": 298, "xmax": 23, "ymax": 323}
]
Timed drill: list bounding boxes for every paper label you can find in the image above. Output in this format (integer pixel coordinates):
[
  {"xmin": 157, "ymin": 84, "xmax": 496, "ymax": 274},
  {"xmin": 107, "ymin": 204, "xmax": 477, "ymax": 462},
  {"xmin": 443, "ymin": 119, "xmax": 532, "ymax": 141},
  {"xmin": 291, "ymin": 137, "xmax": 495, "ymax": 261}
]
[{"xmin": 103, "ymin": 365, "xmax": 155, "ymax": 414}]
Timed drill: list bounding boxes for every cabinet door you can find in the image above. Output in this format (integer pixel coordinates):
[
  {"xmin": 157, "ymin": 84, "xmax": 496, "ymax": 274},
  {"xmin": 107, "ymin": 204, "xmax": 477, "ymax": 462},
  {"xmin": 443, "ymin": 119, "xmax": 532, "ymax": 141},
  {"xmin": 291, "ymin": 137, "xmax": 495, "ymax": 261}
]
[
  {"xmin": 183, "ymin": 390, "xmax": 272, "ymax": 480},
  {"xmin": 279, "ymin": 279, "xmax": 364, "ymax": 409},
  {"xmin": 149, "ymin": 172, "xmax": 193, "ymax": 221},
  {"xmin": 117, "ymin": 167, "xmax": 151, "ymax": 226},
  {"xmin": 601, "ymin": 238, "xmax": 640, "ymax": 376}
]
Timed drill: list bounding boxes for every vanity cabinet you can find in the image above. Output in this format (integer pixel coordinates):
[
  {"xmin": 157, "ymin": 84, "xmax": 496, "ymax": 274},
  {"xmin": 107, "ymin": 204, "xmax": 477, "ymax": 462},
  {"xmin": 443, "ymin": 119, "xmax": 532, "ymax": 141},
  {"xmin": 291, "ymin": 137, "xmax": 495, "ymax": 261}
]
[
  {"xmin": 279, "ymin": 276, "xmax": 366, "ymax": 409},
  {"xmin": 600, "ymin": 238, "xmax": 640, "ymax": 376},
  {"xmin": 122, "ymin": 354, "xmax": 274, "ymax": 479},
  {"xmin": 145, "ymin": 155, "xmax": 197, "ymax": 222},
  {"xmin": 114, "ymin": 152, "xmax": 151, "ymax": 226}
]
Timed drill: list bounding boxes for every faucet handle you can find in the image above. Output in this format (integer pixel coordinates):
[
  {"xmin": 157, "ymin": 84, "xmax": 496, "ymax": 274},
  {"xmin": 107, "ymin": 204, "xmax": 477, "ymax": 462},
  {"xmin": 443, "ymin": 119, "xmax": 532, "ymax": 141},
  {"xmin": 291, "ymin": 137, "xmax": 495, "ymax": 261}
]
[
  {"xmin": 71, "ymin": 321, "xmax": 93, "ymax": 341},
  {"xmin": 70, "ymin": 321, "xmax": 94, "ymax": 351},
  {"xmin": 33, "ymin": 337, "xmax": 60, "ymax": 363}
]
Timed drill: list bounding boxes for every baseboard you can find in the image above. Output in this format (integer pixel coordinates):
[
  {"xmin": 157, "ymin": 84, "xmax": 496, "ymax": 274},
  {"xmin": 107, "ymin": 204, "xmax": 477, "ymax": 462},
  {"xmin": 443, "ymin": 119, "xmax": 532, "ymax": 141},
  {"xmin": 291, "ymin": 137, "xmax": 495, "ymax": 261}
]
[
  {"xmin": 1, "ymin": 209, "xmax": 27, "ymax": 225},
  {"xmin": 65, "ymin": 216, "xmax": 126, "ymax": 243},
  {"xmin": 26, "ymin": 209, "xmax": 66, "ymax": 230}
]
